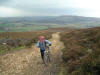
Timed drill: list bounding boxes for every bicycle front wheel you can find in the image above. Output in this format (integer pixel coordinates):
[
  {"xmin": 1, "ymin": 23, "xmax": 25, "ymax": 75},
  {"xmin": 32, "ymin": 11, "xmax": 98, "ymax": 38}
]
[{"xmin": 44, "ymin": 51, "xmax": 50, "ymax": 66}]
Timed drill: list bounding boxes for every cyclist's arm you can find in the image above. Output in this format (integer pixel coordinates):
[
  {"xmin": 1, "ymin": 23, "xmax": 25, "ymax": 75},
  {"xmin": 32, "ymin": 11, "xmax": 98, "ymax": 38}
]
[
  {"xmin": 37, "ymin": 41, "xmax": 40, "ymax": 48},
  {"xmin": 45, "ymin": 40, "xmax": 52, "ymax": 46}
]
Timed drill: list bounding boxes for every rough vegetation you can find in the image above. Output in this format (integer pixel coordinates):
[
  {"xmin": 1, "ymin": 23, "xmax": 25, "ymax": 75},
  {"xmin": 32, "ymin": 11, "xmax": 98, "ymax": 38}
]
[
  {"xmin": 0, "ymin": 32, "xmax": 64, "ymax": 75},
  {"xmin": 0, "ymin": 31, "xmax": 52, "ymax": 54},
  {"xmin": 60, "ymin": 27, "xmax": 100, "ymax": 75},
  {"xmin": 0, "ymin": 27, "xmax": 100, "ymax": 75}
]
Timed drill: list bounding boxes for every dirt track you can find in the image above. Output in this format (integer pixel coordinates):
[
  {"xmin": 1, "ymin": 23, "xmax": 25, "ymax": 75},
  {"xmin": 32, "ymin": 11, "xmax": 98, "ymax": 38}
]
[{"xmin": 0, "ymin": 32, "xmax": 64, "ymax": 75}]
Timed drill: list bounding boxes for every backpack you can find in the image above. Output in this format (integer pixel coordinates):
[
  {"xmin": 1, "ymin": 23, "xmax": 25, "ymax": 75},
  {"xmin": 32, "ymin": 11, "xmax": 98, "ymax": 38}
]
[{"xmin": 39, "ymin": 39, "xmax": 46, "ymax": 50}]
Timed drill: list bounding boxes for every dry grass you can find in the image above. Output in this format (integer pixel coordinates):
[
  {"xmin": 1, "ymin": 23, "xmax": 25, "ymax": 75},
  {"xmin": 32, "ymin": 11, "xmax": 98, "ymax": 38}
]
[{"xmin": 0, "ymin": 32, "xmax": 64, "ymax": 75}]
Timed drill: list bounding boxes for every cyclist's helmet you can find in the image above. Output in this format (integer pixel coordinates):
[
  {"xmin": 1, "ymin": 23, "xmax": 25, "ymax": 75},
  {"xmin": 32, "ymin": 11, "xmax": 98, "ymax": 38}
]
[{"xmin": 40, "ymin": 36, "xmax": 45, "ymax": 39}]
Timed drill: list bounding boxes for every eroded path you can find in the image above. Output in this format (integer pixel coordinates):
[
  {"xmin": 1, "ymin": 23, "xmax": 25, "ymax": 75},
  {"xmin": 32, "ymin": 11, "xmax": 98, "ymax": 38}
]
[{"xmin": 0, "ymin": 32, "xmax": 64, "ymax": 75}]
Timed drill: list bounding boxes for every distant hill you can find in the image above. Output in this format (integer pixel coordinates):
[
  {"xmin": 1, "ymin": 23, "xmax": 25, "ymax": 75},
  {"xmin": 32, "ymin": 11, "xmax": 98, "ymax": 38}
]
[
  {"xmin": 1, "ymin": 15, "xmax": 100, "ymax": 24},
  {"xmin": 35, "ymin": 15, "xmax": 100, "ymax": 24},
  {"xmin": 0, "ymin": 15, "xmax": 100, "ymax": 32}
]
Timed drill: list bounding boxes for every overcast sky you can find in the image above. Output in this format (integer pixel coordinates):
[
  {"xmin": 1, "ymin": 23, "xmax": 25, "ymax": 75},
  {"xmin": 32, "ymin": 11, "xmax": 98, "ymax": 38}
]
[{"xmin": 0, "ymin": 0, "xmax": 100, "ymax": 17}]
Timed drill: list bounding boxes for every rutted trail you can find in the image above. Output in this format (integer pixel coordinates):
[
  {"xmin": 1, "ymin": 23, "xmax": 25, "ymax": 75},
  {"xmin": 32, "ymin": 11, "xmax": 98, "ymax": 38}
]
[{"xmin": 0, "ymin": 32, "xmax": 64, "ymax": 75}]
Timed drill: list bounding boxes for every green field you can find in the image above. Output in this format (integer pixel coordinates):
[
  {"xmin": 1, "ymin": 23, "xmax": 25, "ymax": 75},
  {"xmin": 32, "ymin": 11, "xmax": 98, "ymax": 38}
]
[{"xmin": 0, "ymin": 24, "xmax": 61, "ymax": 32}]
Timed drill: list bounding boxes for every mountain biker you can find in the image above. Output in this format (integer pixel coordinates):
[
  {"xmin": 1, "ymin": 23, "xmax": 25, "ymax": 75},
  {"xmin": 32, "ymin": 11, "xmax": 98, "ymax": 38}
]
[{"xmin": 37, "ymin": 36, "xmax": 51, "ymax": 62}]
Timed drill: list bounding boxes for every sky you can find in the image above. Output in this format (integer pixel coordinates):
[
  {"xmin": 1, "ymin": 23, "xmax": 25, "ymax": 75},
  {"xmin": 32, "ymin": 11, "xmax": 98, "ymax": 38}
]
[{"xmin": 0, "ymin": 0, "xmax": 100, "ymax": 17}]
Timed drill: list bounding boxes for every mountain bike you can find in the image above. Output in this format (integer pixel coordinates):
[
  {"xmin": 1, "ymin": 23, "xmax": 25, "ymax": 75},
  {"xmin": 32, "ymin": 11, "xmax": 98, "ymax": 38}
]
[{"xmin": 44, "ymin": 46, "xmax": 51, "ymax": 66}]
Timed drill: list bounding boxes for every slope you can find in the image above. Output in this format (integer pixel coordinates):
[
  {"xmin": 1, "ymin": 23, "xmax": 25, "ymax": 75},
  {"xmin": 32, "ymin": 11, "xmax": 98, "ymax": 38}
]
[{"xmin": 0, "ymin": 32, "xmax": 64, "ymax": 75}]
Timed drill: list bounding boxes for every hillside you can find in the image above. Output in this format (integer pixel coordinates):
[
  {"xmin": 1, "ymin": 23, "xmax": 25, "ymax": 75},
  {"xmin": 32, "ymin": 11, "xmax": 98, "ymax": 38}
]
[
  {"xmin": 0, "ymin": 31, "xmax": 52, "ymax": 54},
  {"xmin": 0, "ymin": 32, "xmax": 64, "ymax": 75},
  {"xmin": 0, "ymin": 15, "xmax": 100, "ymax": 32},
  {"xmin": 60, "ymin": 27, "xmax": 100, "ymax": 75},
  {"xmin": 0, "ymin": 27, "xmax": 100, "ymax": 75}
]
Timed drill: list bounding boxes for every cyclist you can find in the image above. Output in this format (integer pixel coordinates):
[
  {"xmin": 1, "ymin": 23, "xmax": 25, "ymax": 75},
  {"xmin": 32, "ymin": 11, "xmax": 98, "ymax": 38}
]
[{"xmin": 37, "ymin": 36, "xmax": 52, "ymax": 62}]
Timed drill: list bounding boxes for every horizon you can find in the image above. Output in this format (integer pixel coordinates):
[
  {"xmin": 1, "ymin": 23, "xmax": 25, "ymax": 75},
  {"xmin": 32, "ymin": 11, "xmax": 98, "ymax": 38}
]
[{"xmin": 1, "ymin": 15, "xmax": 100, "ymax": 19}]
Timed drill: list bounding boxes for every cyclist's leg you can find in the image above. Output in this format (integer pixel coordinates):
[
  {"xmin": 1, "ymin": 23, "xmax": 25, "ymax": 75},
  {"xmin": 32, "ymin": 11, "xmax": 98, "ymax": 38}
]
[
  {"xmin": 40, "ymin": 50, "xmax": 45, "ymax": 62},
  {"xmin": 42, "ymin": 50, "xmax": 45, "ymax": 61}
]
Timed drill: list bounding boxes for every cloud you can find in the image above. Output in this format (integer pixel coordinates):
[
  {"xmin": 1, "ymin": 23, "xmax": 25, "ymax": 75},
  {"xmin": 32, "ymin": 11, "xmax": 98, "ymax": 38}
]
[
  {"xmin": 0, "ymin": 6, "xmax": 35, "ymax": 17},
  {"xmin": 0, "ymin": 0, "xmax": 12, "ymax": 5},
  {"xmin": 0, "ymin": 0, "xmax": 100, "ymax": 17},
  {"xmin": 0, "ymin": 0, "xmax": 10, "ymax": 3}
]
